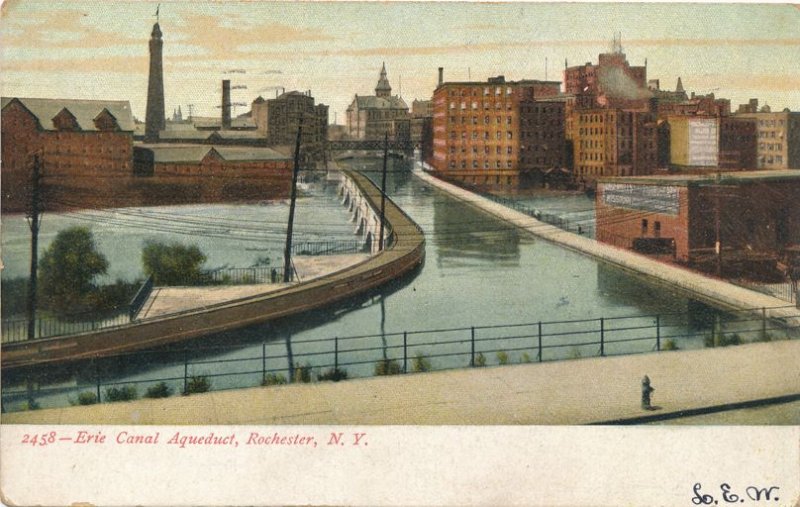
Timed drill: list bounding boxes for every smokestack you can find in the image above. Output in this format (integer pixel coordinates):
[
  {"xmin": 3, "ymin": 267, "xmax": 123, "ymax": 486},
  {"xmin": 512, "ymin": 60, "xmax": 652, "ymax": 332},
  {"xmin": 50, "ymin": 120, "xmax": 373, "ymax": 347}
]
[
  {"xmin": 438, "ymin": 67, "xmax": 443, "ymax": 87},
  {"xmin": 222, "ymin": 79, "xmax": 231, "ymax": 130}
]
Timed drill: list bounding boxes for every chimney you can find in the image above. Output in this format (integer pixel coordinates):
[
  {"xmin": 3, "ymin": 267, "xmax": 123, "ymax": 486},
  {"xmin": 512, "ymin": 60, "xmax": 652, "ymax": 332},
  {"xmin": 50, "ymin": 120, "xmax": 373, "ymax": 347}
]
[
  {"xmin": 222, "ymin": 79, "xmax": 231, "ymax": 130},
  {"xmin": 438, "ymin": 67, "xmax": 443, "ymax": 87}
]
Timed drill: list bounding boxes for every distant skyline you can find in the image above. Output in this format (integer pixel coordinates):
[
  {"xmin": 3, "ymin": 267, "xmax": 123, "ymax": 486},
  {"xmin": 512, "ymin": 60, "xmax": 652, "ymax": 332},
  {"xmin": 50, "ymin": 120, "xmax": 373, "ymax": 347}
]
[{"xmin": 2, "ymin": 1, "xmax": 799, "ymax": 123}]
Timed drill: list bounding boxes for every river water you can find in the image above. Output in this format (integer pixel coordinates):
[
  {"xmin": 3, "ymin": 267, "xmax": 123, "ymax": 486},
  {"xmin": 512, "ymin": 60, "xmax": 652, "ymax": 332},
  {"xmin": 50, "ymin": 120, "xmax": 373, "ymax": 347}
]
[{"xmin": 2, "ymin": 157, "xmax": 742, "ymax": 411}]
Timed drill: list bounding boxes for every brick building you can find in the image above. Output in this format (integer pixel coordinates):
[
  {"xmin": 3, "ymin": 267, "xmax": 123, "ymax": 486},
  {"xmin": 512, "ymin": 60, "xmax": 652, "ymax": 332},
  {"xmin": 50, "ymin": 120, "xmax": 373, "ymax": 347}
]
[
  {"xmin": 596, "ymin": 171, "xmax": 800, "ymax": 277},
  {"xmin": 346, "ymin": 63, "xmax": 410, "ymax": 141},
  {"xmin": 519, "ymin": 98, "xmax": 567, "ymax": 187},
  {"xmin": 563, "ymin": 40, "xmax": 658, "ymax": 185},
  {"xmin": 571, "ymin": 108, "xmax": 658, "ymax": 181},
  {"xmin": 719, "ymin": 117, "xmax": 758, "ymax": 170},
  {"xmin": 250, "ymin": 91, "xmax": 329, "ymax": 165},
  {"xmin": 735, "ymin": 106, "xmax": 800, "ymax": 170},
  {"xmin": 1, "ymin": 97, "xmax": 134, "ymax": 212},
  {"xmin": 133, "ymin": 144, "xmax": 292, "ymax": 203},
  {"xmin": 429, "ymin": 72, "xmax": 561, "ymax": 190}
]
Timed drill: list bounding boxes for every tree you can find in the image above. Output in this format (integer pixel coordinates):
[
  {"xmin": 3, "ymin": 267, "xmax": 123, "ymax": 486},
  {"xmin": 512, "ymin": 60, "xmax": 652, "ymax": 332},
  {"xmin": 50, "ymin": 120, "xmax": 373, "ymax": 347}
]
[
  {"xmin": 38, "ymin": 227, "xmax": 108, "ymax": 315},
  {"xmin": 142, "ymin": 240, "xmax": 206, "ymax": 285}
]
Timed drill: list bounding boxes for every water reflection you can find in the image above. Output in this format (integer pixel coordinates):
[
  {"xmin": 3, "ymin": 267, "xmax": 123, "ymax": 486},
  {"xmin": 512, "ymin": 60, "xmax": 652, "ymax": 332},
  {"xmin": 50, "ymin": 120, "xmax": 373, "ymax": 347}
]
[{"xmin": 433, "ymin": 189, "xmax": 521, "ymax": 267}]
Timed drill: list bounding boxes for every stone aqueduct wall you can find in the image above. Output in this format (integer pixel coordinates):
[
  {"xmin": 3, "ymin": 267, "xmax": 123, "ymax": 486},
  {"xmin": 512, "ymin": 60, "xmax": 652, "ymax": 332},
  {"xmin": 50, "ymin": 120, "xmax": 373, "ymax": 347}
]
[{"xmin": 1, "ymin": 170, "xmax": 425, "ymax": 370}]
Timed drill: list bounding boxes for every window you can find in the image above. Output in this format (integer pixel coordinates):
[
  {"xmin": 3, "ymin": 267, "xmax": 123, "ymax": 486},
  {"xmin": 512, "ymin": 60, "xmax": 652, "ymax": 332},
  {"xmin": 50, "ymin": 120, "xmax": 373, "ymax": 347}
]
[
  {"xmin": 654, "ymin": 221, "xmax": 661, "ymax": 238},
  {"xmin": 641, "ymin": 219, "xmax": 648, "ymax": 234}
]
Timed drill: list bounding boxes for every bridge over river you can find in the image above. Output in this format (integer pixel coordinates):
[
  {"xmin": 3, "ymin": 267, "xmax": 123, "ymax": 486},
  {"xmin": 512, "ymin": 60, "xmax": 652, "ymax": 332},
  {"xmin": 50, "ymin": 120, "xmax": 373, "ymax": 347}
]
[{"xmin": 2, "ymin": 156, "xmax": 796, "ymax": 412}]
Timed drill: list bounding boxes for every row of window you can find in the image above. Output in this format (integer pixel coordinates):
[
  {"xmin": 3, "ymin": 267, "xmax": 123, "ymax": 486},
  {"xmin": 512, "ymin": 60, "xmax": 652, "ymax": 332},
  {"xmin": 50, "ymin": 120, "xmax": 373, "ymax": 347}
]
[
  {"xmin": 449, "ymin": 102, "xmax": 514, "ymax": 111},
  {"xmin": 450, "ymin": 146, "xmax": 514, "ymax": 155},
  {"xmin": 759, "ymin": 143, "xmax": 784, "ymax": 151},
  {"xmin": 448, "ymin": 160, "xmax": 515, "ymax": 169},
  {"xmin": 447, "ymin": 87, "xmax": 515, "ymax": 97},
  {"xmin": 449, "ymin": 115, "xmax": 513, "ymax": 125},
  {"xmin": 760, "ymin": 155, "xmax": 784, "ymax": 165},
  {"xmin": 449, "ymin": 131, "xmax": 514, "ymax": 140}
]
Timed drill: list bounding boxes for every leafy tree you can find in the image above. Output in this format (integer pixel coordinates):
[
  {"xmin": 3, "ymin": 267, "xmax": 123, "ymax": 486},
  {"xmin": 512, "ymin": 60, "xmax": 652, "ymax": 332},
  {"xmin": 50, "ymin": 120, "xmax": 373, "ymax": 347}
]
[
  {"xmin": 142, "ymin": 241, "xmax": 207, "ymax": 285},
  {"xmin": 38, "ymin": 227, "xmax": 108, "ymax": 315}
]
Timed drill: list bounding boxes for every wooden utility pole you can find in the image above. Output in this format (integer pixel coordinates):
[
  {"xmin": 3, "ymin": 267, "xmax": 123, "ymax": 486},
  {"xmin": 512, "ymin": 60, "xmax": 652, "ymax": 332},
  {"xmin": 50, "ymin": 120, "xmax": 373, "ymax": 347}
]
[
  {"xmin": 283, "ymin": 117, "xmax": 303, "ymax": 282},
  {"xmin": 378, "ymin": 132, "xmax": 388, "ymax": 251},
  {"xmin": 26, "ymin": 155, "xmax": 43, "ymax": 340}
]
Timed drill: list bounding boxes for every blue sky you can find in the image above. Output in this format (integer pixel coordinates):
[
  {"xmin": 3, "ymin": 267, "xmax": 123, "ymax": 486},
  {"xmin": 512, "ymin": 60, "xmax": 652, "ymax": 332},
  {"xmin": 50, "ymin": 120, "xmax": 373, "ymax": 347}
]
[{"xmin": 2, "ymin": 1, "xmax": 799, "ymax": 122}]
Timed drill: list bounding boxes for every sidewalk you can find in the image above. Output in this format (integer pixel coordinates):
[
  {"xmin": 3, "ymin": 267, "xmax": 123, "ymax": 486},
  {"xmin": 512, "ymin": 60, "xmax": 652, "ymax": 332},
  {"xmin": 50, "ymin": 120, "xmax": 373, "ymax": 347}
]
[
  {"xmin": 139, "ymin": 254, "xmax": 370, "ymax": 319},
  {"xmin": 4, "ymin": 339, "xmax": 798, "ymax": 425}
]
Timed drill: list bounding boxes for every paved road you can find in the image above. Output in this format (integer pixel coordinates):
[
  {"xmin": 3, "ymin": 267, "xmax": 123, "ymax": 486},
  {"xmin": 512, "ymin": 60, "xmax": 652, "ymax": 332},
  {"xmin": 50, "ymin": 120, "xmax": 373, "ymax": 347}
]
[{"xmin": 4, "ymin": 339, "xmax": 798, "ymax": 425}]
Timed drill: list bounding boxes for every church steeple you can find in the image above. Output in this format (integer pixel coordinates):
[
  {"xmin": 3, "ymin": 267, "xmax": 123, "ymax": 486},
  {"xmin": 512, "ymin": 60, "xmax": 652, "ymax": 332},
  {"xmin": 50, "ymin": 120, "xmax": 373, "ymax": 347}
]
[
  {"xmin": 375, "ymin": 62, "xmax": 392, "ymax": 98},
  {"xmin": 675, "ymin": 77, "xmax": 685, "ymax": 94},
  {"xmin": 145, "ymin": 21, "xmax": 166, "ymax": 141}
]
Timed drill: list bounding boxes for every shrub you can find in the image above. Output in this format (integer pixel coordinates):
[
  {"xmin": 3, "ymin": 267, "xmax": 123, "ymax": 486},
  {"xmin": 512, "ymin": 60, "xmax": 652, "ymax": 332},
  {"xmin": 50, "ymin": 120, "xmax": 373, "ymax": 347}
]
[
  {"xmin": 317, "ymin": 368, "xmax": 348, "ymax": 382},
  {"xmin": 567, "ymin": 347, "xmax": 582, "ymax": 360},
  {"xmin": 474, "ymin": 353, "xmax": 486, "ymax": 367},
  {"xmin": 719, "ymin": 333, "xmax": 743, "ymax": 347},
  {"xmin": 184, "ymin": 376, "xmax": 211, "ymax": 395},
  {"xmin": 144, "ymin": 382, "xmax": 173, "ymax": 399},
  {"xmin": 374, "ymin": 358, "xmax": 402, "ymax": 376},
  {"xmin": 142, "ymin": 240, "xmax": 207, "ymax": 286},
  {"xmin": 496, "ymin": 351, "xmax": 509, "ymax": 365},
  {"xmin": 521, "ymin": 352, "xmax": 532, "ymax": 364},
  {"xmin": 262, "ymin": 373, "xmax": 288, "ymax": 386},
  {"xmin": 293, "ymin": 364, "xmax": 312, "ymax": 383},
  {"xmin": 105, "ymin": 385, "xmax": 138, "ymax": 402},
  {"xmin": 412, "ymin": 353, "xmax": 432, "ymax": 373},
  {"xmin": 22, "ymin": 400, "xmax": 40, "ymax": 411},
  {"xmin": 662, "ymin": 339, "xmax": 680, "ymax": 351},
  {"xmin": 38, "ymin": 227, "xmax": 109, "ymax": 316},
  {"xmin": 77, "ymin": 391, "xmax": 98, "ymax": 405}
]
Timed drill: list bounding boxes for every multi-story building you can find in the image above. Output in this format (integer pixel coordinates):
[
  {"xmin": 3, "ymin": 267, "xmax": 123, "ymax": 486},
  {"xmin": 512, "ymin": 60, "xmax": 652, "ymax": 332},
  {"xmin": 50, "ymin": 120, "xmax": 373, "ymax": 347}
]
[
  {"xmin": 564, "ymin": 37, "xmax": 650, "ymax": 111},
  {"xmin": 667, "ymin": 116, "xmax": 719, "ymax": 170},
  {"xmin": 571, "ymin": 108, "xmax": 658, "ymax": 181},
  {"xmin": 429, "ymin": 72, "xmax": 561, "ymax": 190},
  {"xmin": 1, "ymin": 96, "xmax": 135, "ymax": 212},
  {"xmin": 735, "ymin": 105, "xmax": 800, "ymax": 170},
  {"xmin": 346, "ymin": 64, "xmax": 410, "ymax": 141},
  {"xmin": 719, "ymin": 117, "xmax": 757, "ymax": 170},
  {"xmin": 250, "ymin": 91, "xmax": 328, "ymax": 165},
  {"xmin": 518, "ymin": 98, "xmax": 567, "ymax": 186}
]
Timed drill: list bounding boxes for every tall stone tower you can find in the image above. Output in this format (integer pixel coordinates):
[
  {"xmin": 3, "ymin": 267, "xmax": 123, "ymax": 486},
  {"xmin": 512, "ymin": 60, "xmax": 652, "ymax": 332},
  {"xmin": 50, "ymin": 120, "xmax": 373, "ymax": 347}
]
[
  {"xmin": 145, "ymin": 23, "xmax": 165, "ymax": 141},
  {"xmin": 375, "ymin": 62, "xmax": 392, "ymax": 98}
]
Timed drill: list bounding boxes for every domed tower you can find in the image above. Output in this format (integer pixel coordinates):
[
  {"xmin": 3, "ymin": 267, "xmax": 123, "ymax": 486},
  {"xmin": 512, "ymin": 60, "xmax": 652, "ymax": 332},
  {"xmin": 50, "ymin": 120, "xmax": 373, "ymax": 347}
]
[
  {"xmin": 145, "ymin": 23, "xmax": 166, "ymax": 141},
  {"xmin": 375, "ymin": 62, "xmax": 392, "ymax": 98}
]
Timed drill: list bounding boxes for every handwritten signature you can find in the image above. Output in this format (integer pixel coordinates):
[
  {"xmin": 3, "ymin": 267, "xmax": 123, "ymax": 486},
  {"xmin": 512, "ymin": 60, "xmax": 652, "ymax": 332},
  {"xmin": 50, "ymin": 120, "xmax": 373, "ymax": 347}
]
[{"xmin": 693, "ymin": 483, "xmax": 781, "ymax": 505}]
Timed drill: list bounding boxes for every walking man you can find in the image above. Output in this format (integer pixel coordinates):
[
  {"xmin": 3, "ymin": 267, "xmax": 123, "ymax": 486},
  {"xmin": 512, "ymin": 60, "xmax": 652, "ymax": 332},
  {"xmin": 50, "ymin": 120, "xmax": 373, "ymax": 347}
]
[{"xmin": 641, "ymin": 375, "xmax": 655, "ymax": 410}]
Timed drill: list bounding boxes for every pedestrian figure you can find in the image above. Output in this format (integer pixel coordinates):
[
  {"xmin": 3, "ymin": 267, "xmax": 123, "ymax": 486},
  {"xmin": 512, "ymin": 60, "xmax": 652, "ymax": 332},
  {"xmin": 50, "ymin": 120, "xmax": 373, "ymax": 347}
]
[{"xmin": 641, "ymin": 375, "xmax": 655, "ymax": 410}]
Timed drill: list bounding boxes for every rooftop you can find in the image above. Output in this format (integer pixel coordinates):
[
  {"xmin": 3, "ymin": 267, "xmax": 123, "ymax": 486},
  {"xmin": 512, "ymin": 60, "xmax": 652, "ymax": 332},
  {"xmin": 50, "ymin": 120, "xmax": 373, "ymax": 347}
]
[
  {"xmin": 2, "ymin": 96, "xmax": 135, "ymax": 132},
  {"xmin": 135, "ymin": 144, "xmax": 290, "ymax": 163},
  {"xmin": 600, "ymin": 169, "xmax": 800, "ymax": 187}
]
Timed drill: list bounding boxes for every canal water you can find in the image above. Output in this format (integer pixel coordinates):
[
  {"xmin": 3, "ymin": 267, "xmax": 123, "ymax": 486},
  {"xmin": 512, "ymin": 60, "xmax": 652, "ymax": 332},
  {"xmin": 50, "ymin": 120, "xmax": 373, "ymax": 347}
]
[{"xmin": 2, "ymin": 157, "xmax": 754, "ymax": 411}]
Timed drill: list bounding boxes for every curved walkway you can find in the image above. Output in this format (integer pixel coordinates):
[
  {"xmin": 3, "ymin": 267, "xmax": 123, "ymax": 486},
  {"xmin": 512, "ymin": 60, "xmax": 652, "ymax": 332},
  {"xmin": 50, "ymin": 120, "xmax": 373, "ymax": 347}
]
[{"xmin": 1, "ymin": 170, "xmax": 425, "ymax": 370}]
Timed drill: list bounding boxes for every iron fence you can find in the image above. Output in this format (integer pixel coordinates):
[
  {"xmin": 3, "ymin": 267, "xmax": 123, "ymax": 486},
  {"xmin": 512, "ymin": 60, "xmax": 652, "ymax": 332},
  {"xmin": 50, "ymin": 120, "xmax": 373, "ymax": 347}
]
[
  {"xmin": 446, "ymin": 178, "xmax": 592, "ymax": 236},
  {"xmin": 291, "ymin": 239, "xmax": 365, "ymax": 256},
  {"xmin": 4, "ymin": 304, "xmax": 797, "ymax": 412}
]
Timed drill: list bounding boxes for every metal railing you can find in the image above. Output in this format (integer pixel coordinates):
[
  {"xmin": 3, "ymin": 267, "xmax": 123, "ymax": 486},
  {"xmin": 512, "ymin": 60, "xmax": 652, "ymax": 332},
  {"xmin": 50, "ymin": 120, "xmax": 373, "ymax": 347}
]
[
  {"xmin": 445, "ymin": 178, "xmax": 593, "ymax": 236},
  {"xmin": 291, "ymin": 239, "xmax": 365, "ymax": 256},
  {"xmin": 4, "ymin": 304, "xmax": 797, "ymax": 412},
  {"xmin": 128, "ymin": 276, "xmax": 154, "ymax": 320}
]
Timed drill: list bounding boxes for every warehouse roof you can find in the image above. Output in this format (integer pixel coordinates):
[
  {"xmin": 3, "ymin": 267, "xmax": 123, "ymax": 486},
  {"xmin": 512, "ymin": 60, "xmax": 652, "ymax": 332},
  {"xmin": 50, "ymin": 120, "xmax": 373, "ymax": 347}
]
[
  {"xmin": 2, "ymin": 96, "xmax": 135, "ymax": 132},
  {"xmin": 135, "ymin": 144, "xmax": 290, "ymax": 163},
  {"xmin": 600, "ymin": 170, "xmax": 800, "ymax": 187}
]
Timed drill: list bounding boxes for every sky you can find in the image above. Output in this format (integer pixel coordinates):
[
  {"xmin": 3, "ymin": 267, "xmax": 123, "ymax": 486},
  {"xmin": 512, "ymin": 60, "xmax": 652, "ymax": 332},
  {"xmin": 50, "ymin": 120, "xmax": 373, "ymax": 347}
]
[{"xmin": 1, "ymin": 1, "xmax": 799, "ymax": 123}]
